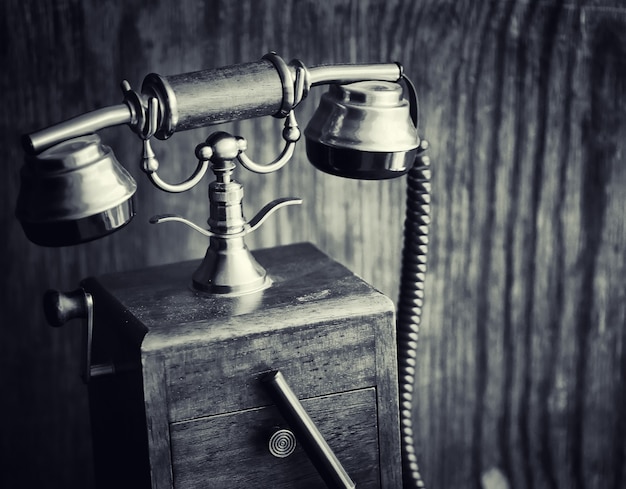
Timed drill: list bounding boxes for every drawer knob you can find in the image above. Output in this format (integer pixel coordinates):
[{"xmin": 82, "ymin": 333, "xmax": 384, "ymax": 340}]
[{"xmin": 268, "ymin": 429, "xmax": 297, "ymax": 458}]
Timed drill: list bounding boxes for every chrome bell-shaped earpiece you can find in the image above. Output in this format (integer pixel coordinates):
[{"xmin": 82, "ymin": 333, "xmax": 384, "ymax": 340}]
[
  {"xmin": 16, "ymin": 134, "xmax": 137, "ymax": 246},
  {"xmin": 304, "ymin": 81, "xmax": 419, "ymax": 180}
]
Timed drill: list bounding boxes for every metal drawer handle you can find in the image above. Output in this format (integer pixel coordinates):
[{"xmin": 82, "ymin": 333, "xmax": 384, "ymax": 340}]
[{"xmin": 261, "ymin": 370, "xmax": 355, "ymax": 489}]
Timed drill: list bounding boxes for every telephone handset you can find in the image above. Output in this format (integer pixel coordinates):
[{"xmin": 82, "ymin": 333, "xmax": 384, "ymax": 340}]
[{"xmin": 17, "ymin": 53, "xmax": 430, "ymax": 488}]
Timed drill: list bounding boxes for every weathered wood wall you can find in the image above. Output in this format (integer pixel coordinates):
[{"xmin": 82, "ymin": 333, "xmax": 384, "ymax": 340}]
[{"xmin": 1, "ymin": 1, "xmax": 624, "ymax": 488}]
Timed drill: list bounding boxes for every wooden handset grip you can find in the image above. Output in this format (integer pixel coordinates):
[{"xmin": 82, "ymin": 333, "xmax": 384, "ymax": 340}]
[
  {"xmin": 261, "ymin": 371, "xmax": 356, "ymax": 489},
  {"xmin": 142, "ymin": 58, "xmax": 285, "ymax": 138}
]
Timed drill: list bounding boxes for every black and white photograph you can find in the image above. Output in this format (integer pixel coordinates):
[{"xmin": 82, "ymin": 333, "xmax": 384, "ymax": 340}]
[{"xmin": 0, "ymin": 1, "xmax": 624, "ymax": 488}]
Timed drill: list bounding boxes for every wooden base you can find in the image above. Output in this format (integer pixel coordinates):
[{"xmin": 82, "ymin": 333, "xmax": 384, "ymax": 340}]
[{"xmin": 84, "ymin": 243, "xmax": 400, "ymax": 488}]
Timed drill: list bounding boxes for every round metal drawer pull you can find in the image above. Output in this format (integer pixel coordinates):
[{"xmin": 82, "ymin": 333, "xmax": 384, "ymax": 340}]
[{"xmin": 269, "ymin": 429, "xmax": 297, "ymax": 458}]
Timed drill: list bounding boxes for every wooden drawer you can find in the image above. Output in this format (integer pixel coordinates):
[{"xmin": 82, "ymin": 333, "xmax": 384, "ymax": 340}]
[
  {"xmin": 170, "ymin": 388, "xmax": 380, "ymax": 488},
  {"xmin": 158, "ymin": 318, "xmax": 379, "ymax": 423}
]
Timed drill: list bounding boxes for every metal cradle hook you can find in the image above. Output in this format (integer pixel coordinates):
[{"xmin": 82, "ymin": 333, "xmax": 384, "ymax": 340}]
[
  {"xmin": 139, "ymin": 96, "xmax": 210, "ymax": 193},
  {"xmin": 236, "ymin": 111, "xmax": 301, "ymax": 174}
]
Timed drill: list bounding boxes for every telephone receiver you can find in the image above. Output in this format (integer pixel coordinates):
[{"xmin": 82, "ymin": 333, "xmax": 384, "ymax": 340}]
[{"xmin": 15, "ymin": 53, "xmax": 430, "ymax": 488}]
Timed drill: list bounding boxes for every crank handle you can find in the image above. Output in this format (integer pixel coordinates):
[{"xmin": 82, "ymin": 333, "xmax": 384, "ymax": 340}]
[{"xmin": 43, "ymin": 288, "xmax": 94, "ymax": 383}]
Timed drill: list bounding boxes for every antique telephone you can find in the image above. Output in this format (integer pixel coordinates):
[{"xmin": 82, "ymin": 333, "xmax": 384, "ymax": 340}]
[{"xmin": 16, "ymin": 53, "xmax": 430, "ymax": 489}]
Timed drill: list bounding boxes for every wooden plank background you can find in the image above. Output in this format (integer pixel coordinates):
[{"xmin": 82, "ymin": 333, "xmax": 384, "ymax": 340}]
[{"xmin": 1, "ymin": 1, "xmax": 625, "ymax": 488}]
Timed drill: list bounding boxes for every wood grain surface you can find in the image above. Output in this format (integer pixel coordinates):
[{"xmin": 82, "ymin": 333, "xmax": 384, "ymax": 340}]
[{"xmin": 1, "ymin": 1, "xmax": 625, "ymax": 488}]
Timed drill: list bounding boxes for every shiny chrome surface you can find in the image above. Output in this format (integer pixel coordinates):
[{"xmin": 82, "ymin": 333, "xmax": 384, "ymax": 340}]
[
  {"xmin": 140, "ymin": 97, "xmax": 212, "ymax": 193},
  {"xmin": 305, "ymin": 81, "xmax": 418, "ymax": 152},
  {"xmin": 304, "ymin": 81, "xmax": 419, "ymax": 179},
  {"xmin": 16, "ymin": 134, "xmax": 136, "ymax": 246},
  {"xmin": 236, "ymin": 111, "xmax": 301, "ymax": 173},
  {"xmin": 192, "ymin": 236, "xmax": 270, "ymax": 295},
  {"xmin": 146, "ymin": 131, "xmax": 301, "ymax": 294},
  {"xmin": 150, "ymin": 196, "xmax": 302, "ymax": 238},
  {"xmin": 17, "ymin": 54, "xmax": 413, "ymax": 280},
  {"xmin": 307, "ymin": 62, "xmax": 401, "ymax": 86},
  {"xmin": 24, "ymin": 104, "xmax": 133, "ymax": 155}
]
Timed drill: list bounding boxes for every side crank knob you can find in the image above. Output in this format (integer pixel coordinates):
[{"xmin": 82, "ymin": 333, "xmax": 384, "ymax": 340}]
[{"xmin": 43, "ymin": 288, "xmax": 89, "ymax": 327}]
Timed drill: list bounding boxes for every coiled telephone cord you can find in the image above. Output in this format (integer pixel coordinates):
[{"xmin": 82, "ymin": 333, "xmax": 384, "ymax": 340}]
[{"xmin": 397, "ymin": 143, "xmax": 431, "ymax": 488}]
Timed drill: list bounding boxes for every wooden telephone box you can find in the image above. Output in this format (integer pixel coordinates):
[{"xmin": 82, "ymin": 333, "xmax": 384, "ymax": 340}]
[
  {"xmin": 80, "ymin": 243, "xmax": 401, "ymax": 488},
  {"xmin": 21, "ymin": 52, "xmax": 427, "ymax": 489}
]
